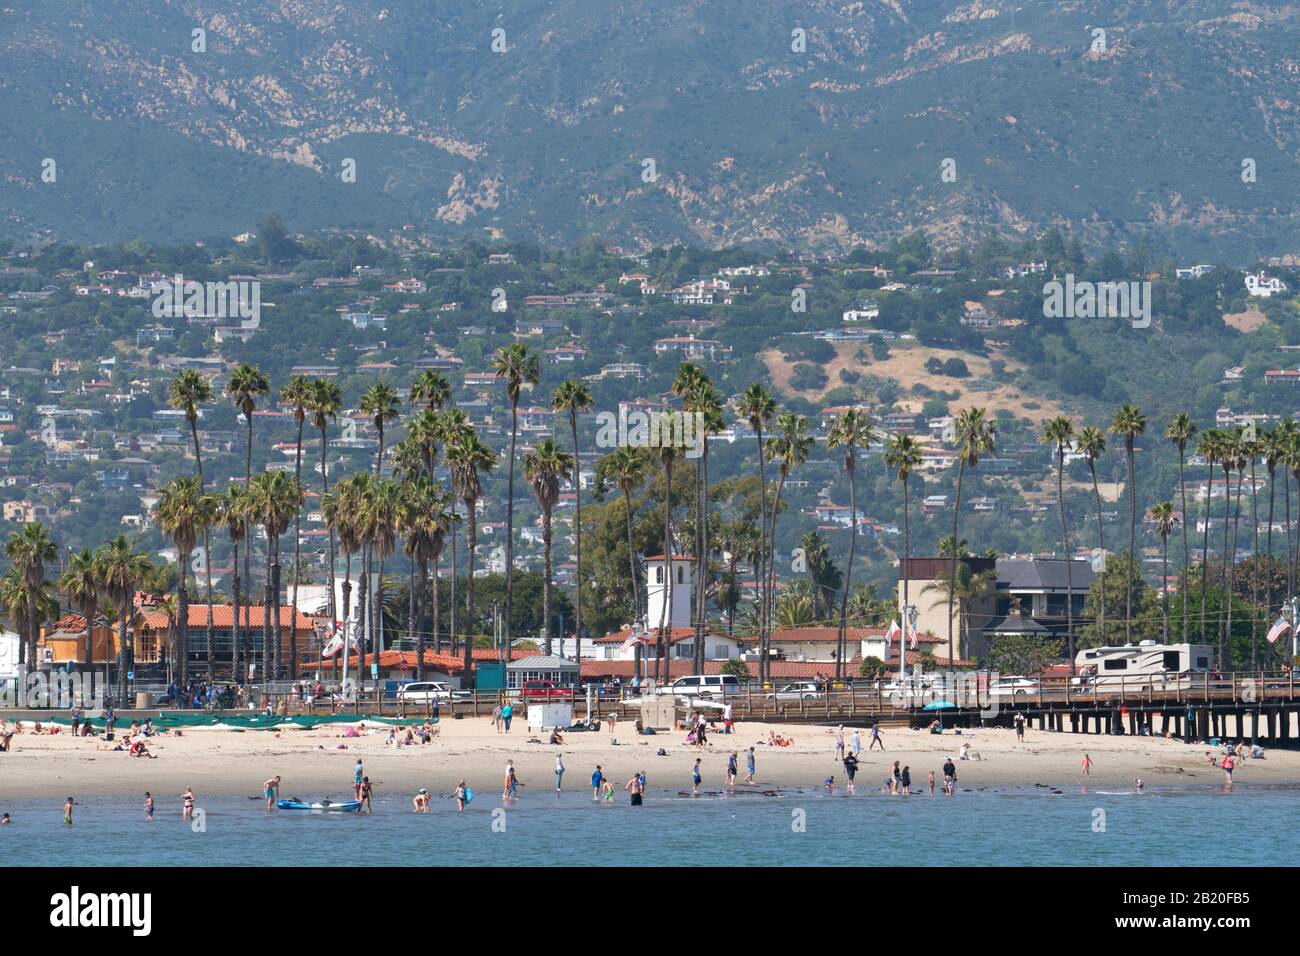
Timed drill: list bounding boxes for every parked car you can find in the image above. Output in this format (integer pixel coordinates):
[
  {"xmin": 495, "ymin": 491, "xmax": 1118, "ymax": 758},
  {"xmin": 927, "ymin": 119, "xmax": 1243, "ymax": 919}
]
[
  {"xmin": 518, "ymin": 680, "xmax": 572, "ymax": 701},
  {"xmin": 656, "ymin": 674, "xmax": 742, "ymax": 700},
  {"xmin": 397, "ymin": 681, "xmax": 454, "ymax": 703},
  {"xmin": 989, "ymin": 676, "xmax": 1040, "ymax": 697},
  {"xmin": 764, "ymin": 682, "xmax": 824, "ymax": 702}
]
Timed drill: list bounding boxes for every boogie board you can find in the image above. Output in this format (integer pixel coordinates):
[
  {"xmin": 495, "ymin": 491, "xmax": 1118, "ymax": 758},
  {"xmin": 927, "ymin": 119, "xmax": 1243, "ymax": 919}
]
[{"xmin": 276, "ymin": 798, "xmax": 362, "ymax": 812}]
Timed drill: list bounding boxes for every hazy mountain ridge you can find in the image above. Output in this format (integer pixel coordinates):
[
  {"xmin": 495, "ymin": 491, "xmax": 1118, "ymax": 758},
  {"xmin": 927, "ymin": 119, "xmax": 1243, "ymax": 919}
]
[{"xmin": 2, "ymin": 0, "xmax": 1298, "ymax": 256}]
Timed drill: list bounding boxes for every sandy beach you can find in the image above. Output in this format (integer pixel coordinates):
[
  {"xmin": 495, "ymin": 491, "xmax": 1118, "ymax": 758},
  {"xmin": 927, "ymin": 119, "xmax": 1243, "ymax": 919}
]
[{"xmin": 1, "ymin": 714, "xmax": 1295, "ymax": 803}]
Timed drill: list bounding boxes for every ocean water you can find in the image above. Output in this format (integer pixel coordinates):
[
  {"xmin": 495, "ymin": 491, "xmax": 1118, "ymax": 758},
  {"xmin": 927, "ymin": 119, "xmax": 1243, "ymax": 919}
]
[{"xmin": 0, "ymin": 783, "xmax": 1288, "ymax": 867}]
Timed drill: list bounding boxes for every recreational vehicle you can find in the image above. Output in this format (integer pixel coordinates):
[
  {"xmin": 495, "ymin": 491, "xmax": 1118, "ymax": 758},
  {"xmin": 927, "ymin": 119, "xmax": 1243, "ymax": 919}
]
[{"xmin": 1073, "ymin": 641, "xmax": 1213, "ymax": 689}]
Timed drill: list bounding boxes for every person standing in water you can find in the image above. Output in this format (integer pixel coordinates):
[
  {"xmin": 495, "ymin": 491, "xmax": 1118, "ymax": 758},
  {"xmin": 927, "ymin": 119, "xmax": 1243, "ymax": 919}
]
[
  {"xmin": 359, "ymin": 776, "xmax": 374, "ymax": 812},
  {"xmin": 745, "ymin": 747, "xmax": 756, "ymax": 784},
  {"xmin": 453, "ymin": 781, "xmax": 468, "ymax": 812},
  {"xmin": 263, "ymin": 776, "xmax": 281, "ymax": 810},
  {"xmin": 555, "ymin": 754, "xmax": 565, "ymax": 793},
  {"xmin": 591, "ymin": 765, "xmax": 604, "ymax": 801},
  {"xmin": 63, "ymin": 796, "xmax": 74, "ymax": 826},
  {"xmin": 900, "ymin": 765, "xmax": 912, "ymax": 796},
  {"xmin": 843, "ymin": 751, "xmax": 859, "ymax": 793},
  {"xmin": 927, "ymin": 771, "xmax": 936, "ymax": 795},
  {"xmin": 942, "ymin": 758, "xmax": 957, "ymax": 796},
  {"xmin": 625, "ymin": 772, "xmax": 645, "ymax": 806},
  {"xmin": 353, "ymin": 758, "xmax": 364, "ymax": 799},
  {"xmin": 181, "ymin": 787, "xmax": 194, "ymax": 821},
  {"xmin": 1081, "ymin": 753, "xmax": 1093, "ymax": 777},
  {"xmin": 144, "ymin": 792, "xmax": 155, "ymax": 821},
  {"xmin": 691, "ymin": 758, "xmax": 702, "ymax": 795}
]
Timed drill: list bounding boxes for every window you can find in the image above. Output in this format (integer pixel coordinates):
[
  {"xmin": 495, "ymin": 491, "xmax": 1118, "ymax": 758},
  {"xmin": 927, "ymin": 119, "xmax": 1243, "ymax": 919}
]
[
  {"xmin": 1102, "ymin": 659, "xmax": 1129, "ymax": 671},
  {"xmin": 677, "ymin": 566, "xmax": 684, "ymax": 584},
  {"xmin": 655, "ymin": 567, "xmax": 662, "ymax": 584}
]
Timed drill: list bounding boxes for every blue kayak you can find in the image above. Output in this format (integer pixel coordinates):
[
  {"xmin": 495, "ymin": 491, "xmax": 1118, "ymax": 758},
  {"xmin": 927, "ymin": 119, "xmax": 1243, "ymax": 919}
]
[{"xmin": 276, "ymin": 798, "xmax": 363, "ymax": 812}]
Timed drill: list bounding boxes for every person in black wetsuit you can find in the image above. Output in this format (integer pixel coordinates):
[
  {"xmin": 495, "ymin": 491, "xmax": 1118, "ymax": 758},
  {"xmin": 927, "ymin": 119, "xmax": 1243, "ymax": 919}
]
[{"xmin": 842, "ymin": 751, "xmax": 859, "ymax": 793}]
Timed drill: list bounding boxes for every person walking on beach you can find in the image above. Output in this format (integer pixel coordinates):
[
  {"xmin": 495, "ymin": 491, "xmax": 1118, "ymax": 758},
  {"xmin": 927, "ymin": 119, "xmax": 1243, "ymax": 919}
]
[
  {"xmin": 555, "ymin": 754, "xmax": 565, "ymax": 793},
  {"xmin": 723, "ymin": 701, "xmax": 733, "ymax": 735},
  {"xmin": 359, "ymin": 777, "xmax": 373, "ymax": 812},
  {"xmin": 502, "ymin": 702, "xmax": 514, "ymax": 733},
  {"xmin": 851, "ymin": 728, "xmax": 862, "ymax": 757},
  {"xmin": 843, "ymin": 751, "xmax": 859, "ymax": 793},
  {"xmin": 745, "ymin": 747, "xmax": 756, "ymax": 784},
  {"xmin": 181, "ymin": 787, "xmax": 194, "ymax": 821},
  {"xmin": 726, "ymin": 752, "xmax": 737, "ymax": 786},
  {"xmin": 504, "ymin": 762, "xmax": 520, "ymax": 800},
  {"xmin": 942, "ymin": 758, "xmax": 956, "ymax": 796},
  {"xmin": 70, "ymin": 704, "xmax": 81, "ymax": 737},
  {"xmin": 263, "ymin": 775, "xmax": 281, "ymax": 810},
  {"xmin": 353, "ymin": 759, "xmax": 364, "ymax": 799},
  {"xmin": 592, "ymin": 765, "xmax": 605, "ymax": 801},
  {"xmin": 1081, "ymin": 753, "xmax": 1093, "ymax": 777},
  {"xmin": 692, "ymin": 758, "xmax": 702, "ymax": 795},
  {"xmin": 144, "ymin": 792, "xmax": 155, "ymax": 821},
  {"xmin": 869, "ymin": 723, "xmax": 884, "ymax": 751},
  {"xmin": 491, "ymin": 702, "xmax": 503, "ymax": 733},
  {"xmin": 1014, "ymin": 711, "xmax": 1026, "ymax": 743},
  {"xmin": 625, "ymin": 772, "xmax": 645, "ymax": 806},
  {"xmin": 1221, "ymin": 752, "xmax": 1235, "ymax": 789},
  {"xmin": 834, "ymin": 724, "xmax": 846, "ymax": 761}
]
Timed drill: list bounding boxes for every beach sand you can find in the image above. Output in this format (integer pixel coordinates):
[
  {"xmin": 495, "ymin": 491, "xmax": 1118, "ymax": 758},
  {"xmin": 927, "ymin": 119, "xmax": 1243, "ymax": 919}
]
[{"xmin": 0, "ymin": 715, "xmax": 1293, "ymax": 802}]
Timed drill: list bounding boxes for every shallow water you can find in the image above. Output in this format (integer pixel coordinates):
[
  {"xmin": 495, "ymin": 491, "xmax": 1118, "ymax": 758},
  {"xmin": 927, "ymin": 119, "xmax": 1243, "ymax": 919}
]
[{"xmin": 2, "ymin": 782, "xmax": 1289, "ymax": 866}]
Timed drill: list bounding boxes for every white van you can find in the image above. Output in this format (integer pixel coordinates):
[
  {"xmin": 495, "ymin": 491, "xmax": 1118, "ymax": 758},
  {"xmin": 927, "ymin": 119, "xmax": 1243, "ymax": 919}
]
[{"xmin": 656, "ymin": 674, "xmax": 742, "ymax": 700}]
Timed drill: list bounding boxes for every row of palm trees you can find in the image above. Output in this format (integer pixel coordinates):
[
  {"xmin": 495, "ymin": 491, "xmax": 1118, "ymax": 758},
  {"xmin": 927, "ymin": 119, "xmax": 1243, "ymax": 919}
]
[{"xmin": 15, "ymin": 346, "xmax": 1300, "ymax": 694}]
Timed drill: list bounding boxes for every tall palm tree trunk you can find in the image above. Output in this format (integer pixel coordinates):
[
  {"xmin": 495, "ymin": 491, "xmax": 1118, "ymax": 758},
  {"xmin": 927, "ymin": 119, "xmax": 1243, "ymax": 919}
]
[
  {"xmin": 659, "ymin": 460, "xmax": 674, "ymax": 685},
  {"xmin": 462, "ymin": 507, "xmax": 478, "ymax": 678},
  {"xmin": 623, "ymin": 489, "xmax": 640, "ymax": 627},
  {"xmin": 765, "ymin": 475, "xmax": 789, "ymax": 685},
  {"xmin": 1125, "ymin": 444, "xmax": 1135, "ymax": 643},
  {"xmin": 542, "ymin": 509, "xmax": 553, "ymax": 656},
  {"xmin": 449, "ymin": 513, "xmax": 459, "ymax": 653},
  {"xmin": 320, "ymin": 426, "xmax": 337, "ymax": 628},
  {"xmin": 505, "ymin": 404, "xmax": 518, "ymax": 648},
  {"xmin": 1201, "ymin": 459, "xmax": 1215, "ymax": 643},
  {"xmin": 1220, "ymin": 462, "xmax": 1232, "ymax": 663},
  {"xmin": 753, "ymin": 426, "xmax": 769, "ymax": 684},
  {"xmin": 1250, "ymin": 456, "xmax": 1259, "ymax": 669},
  {"xmin": 1088, "ymin": 459, "xmax": 1106, "ymax": 645},
  {"xmin": 290, "ymin": 415, "xmax": 304, "ymax": 679},
  {"xmin": 231, "ymin": 538, "xmax": 241, "ymax": 683},
  {"xmin": 190, "ymin": 416, "xmax": 215, "ymax": 687},
  {"xmin": 840, "ymin": 457, "xmax": 859, "ymax": 679},
  {"xmin": 946, "ymin": 459, "xmax": 965, "ymax": 668},
  {"xmin": 1178, "ymin": 448, "xmax": 1190, "ymax": 642},
  {"xmin": 1057, "ymin": 449, "xmax": 1074, "ymax": 670},
  {"xmin": 1161, "ymin": 534, "xmax": 1170, "ymax": 641}
]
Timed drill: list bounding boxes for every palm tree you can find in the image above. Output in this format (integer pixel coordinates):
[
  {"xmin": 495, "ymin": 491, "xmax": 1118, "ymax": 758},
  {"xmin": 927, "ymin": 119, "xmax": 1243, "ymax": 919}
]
[
  {"xmin": 154, "ymin": 477, "xmax": 214, "ymax": 686},
  {"xmin": 883, "ymin": 434, "xmax": 923, "ymax": 673},
  {"xmin": 1076, "ymin": 426, "xmax": 1108, "ymax": 644},
  {"xmin": 167, "ymin": 369, "xmax": 216, "ymax": 688},
  {"xmin": 308, "ymin": 378, "xmax": 343, "ymax": 627},
  {"xmin": 1218, "ymin": 429, "xmax": 1242, "ymax": 664},
  {"xmin": 1241, "ymin": 426, "xmax": 1262, "ymax": 668},
  {"xmin": 1223, "ymin": 428, "xmax": 1248, "ymax": 670},
  {"xmin": 1, "ymin": 568, "xmax": 57, "ymax": 696},
  {"xmin": 552, "ymin": 378, "xmax": 593, "ymax": 658},
  {"xmin": 736, "ymin": 384, "xmax": 777, "ymax": 670},
  {"xmin": 1041, "ymin": 416, "xmax": 1077, "ymax": 668},
  {"xmin": 247, "ymin": 472, "xmax": 303, "ymax": 686},
  {"xmin": 651, "ymin": 440, "xmax": 683, "ymax": 684},
  {"xmin": 4, "ymin": 522, "xmax": 57, "ymax": 690},
  {"xmin": 524, "ymin": 439, "xmax": 576, "ymax": 655},
  {"xmin": 409, "ymin": 370, "xmax": 453, "ymax": 413},
  {"xmin": 1196, "ymin": 429, "xmax": 1225, "ymax": 643},
  {"xmin": 765, "ymin": 412, "xmax": 813, "ymax": 684},
  {"xmin": 675, "ymin": 367, "xmax": 724, "ymax": 674},
  {"xmin": 214, "ymin": 484, "xmax": 249, "ymax": 681},
  {"xmin": 227, "ymin": 363, "xmax": 271, "ymax": 676},
  {"xmin": 60, "ymin": 548, "xmax": 103, "ymax": 675},
  {"xmin": 446, "ymin": 430, "xmax": 496, "ymax": 677},
  {"xmin": 826, "ymin": 408, "xmax": 877, "ymax": 678},
  {"xmin": 435, "ymin": 409, "xmax": 474, "ymax": 649},
  {"xmin": 323, "ymin": 476, "xmax": 362, "ymax": 640},
  {"xmin": 404, "ymin": 408, "xmax": 441, "ymax": 479},
  {"xmin": 943, "ymin": 407, "xmax": 994, "ymax": 667},
  {"xmin": 280, "ymin": 374, "xmax": 312, "ymax": 679},
  {"xmin": 596, "ymin": 446, "xmax": 650, "ymax": 633},
  {"xmin": 491, "ymin": 343, "xmax": 540, "ymax": 652},
  {"xmin": 360, "ymin": 382, "xmax": 401, "ymax": 476},
  {"xmin": 358, "ymin": 478, "xmax": 401, "ymax": 675},
  {"xmin": 97, "ymin": 534, "xmax": 151, "ymax": 702},
  {"xmin": 1151, "ymin": 501, "xmax": 1177, "ymax": 642},
  {"xmin": 920, "ymin": 561, "xmax": 996, "ymax": 662},
  {"xmin": 1109, "ymin": 404, "xmax": 1146, "ymax": 643},
  {"xmin": 1165, "ymin": 413, "xmax": 1197, "ymax": 642}
]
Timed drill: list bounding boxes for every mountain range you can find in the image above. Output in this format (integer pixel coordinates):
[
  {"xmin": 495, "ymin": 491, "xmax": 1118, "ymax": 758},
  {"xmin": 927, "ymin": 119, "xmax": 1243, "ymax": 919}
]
[{"xmin": 2, "ymin": 0, "xmax": 1299, "ymax": 257}]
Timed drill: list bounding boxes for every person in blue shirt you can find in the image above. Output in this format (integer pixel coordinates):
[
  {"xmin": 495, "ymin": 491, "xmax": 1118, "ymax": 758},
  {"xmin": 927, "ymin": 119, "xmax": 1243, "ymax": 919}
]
[
  {"xmin": 726, "ymin": 752, "xmax": 737, "ymax": 786},
  {"xmin": 591, "ymin": 765, "xmax": 604, "ymax": 801},
  {"xmin": 692, "ymin": 758, "xmax": 702, "ymax": 795}
]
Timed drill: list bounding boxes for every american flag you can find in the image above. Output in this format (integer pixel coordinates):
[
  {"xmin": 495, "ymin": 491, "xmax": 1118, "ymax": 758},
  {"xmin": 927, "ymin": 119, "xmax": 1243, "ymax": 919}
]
[
  {"xmin": 1267, "ymin": 616, "xmax": 1292, "ymax": 645},
  {"xmin": 907, "ymin": 618, "xmax": 919, "ymax": 649},
  {"xmin": 885, "ymin": 619, "xmax": 901, "ymax": 648}
]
